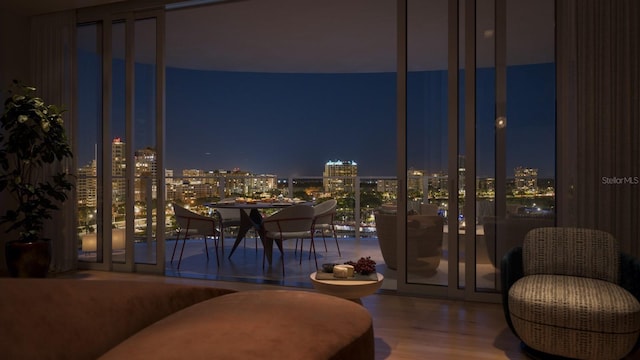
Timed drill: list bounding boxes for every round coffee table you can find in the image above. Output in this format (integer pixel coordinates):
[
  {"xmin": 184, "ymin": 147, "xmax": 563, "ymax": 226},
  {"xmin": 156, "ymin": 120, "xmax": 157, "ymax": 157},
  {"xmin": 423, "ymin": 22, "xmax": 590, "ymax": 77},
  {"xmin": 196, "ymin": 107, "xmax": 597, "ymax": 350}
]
[{"xmin": 309, "ymin": 271, "xmax": 384, "ymax": 304}]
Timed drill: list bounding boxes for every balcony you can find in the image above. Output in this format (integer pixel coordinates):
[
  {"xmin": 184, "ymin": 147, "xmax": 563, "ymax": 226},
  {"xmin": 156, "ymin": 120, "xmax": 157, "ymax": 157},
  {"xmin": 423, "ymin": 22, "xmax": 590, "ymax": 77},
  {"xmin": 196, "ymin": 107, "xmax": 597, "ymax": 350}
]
[{"xmin": 78, "ymin": 174, "xmax": 554, "ymax": 292}]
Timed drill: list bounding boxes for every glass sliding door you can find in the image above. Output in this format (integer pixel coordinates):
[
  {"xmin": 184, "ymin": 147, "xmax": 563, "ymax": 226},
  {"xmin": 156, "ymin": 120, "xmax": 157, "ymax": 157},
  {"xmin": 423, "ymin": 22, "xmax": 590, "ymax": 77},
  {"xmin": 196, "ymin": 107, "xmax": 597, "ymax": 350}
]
[
  {"xmin": 400, "ymin": 0, "xmax": 555, "ymax": 299},
  {"xmin": 111, "ymin": 20, "xmax": 128, "ymax": 264},
  {"xmin": 405, "ymin": 0, "xmax": 449, "ymax": 288},
  {"xmin": 76, "ymin": 8, "xmax": 165, "ymax": 274},
  {"xmin": 133, "ymin": 16, "xmax": 160, "ymax": 266},
  {"xmin": 473, "ymin": 0, "xmax": 497, "ymax": 292},
  {"xmin": 77, "ymin": 22, "xmax": 103, "ymax": 265},
  {"xmin": 497, "ymin": 0, "xmax": 556, "ymax": 287}
]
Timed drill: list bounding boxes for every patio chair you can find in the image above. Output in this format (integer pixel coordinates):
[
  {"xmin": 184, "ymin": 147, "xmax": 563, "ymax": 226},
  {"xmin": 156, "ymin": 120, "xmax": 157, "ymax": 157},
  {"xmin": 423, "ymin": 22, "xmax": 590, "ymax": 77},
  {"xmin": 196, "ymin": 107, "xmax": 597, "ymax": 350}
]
[
  {"xmin": 374, "ymin": 209, "xmax": 443, "ymax": 274},
  {"xmin": 310, "ymin": 199, "xmax": 341, "ymax": 257},
  {"xmin": 171, "ymin": 203, "xmax": 220, "ymax": 269},
  {"xmin": 259, "ymin": 204, "xmax": 316, "ymax": 276},
  {"xmin": 483, "ymin": 214, "xmax": 555, "ymax": 269}
]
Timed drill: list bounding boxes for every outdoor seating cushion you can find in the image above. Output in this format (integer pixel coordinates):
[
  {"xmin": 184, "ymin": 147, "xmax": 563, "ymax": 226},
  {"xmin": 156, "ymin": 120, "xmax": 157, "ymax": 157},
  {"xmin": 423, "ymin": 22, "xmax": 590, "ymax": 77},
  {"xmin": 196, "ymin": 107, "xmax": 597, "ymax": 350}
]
[{"xmin": 509, "ymin": 274, "xmax": 640, "ymax": 359}]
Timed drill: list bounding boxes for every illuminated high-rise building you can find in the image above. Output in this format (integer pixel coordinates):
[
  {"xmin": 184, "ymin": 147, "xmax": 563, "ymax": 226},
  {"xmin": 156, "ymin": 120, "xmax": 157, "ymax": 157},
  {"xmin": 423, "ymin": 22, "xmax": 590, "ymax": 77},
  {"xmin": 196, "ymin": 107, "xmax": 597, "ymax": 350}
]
[
  {"xmin": 514, "ymin": 166, "xmax": 538, "ymax": 194},
  {"xmin": 112, "ymin": 138, "xmax": 127, "ymax": 203},
  {"xmin": 323, "ymin": 160, "xmax": 357, "ymax": 194},
  {"xmin": 77, "ymin": 160, "xmax": 97, "ymax": 208},
  {"xmin": 135, "ymin": 147, "xmax": 158, "ymax": 201},
  {"xmin": 458, "ymin": 155, "xmax": 466, "ymax": 196}
]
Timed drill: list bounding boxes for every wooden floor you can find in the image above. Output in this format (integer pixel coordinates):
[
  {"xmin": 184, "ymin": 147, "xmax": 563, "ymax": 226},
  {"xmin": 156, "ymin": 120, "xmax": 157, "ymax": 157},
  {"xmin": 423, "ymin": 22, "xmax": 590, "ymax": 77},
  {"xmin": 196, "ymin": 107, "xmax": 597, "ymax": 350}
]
[
  {"xmin": 75, "ymin": 236, "xmax": 640, "ymax": 360},
  {"xmin": 67, "ymin": 270, "xmax": 528, "ymax": 360}
]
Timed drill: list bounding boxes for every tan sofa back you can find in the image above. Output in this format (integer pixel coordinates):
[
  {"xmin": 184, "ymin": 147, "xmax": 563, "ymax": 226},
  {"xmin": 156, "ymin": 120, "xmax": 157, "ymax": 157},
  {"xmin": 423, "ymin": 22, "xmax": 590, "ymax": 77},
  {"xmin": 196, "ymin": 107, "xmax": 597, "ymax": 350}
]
[{"xmin": 0, "ymin": 279, "xmax": 235, "ymax": 360}]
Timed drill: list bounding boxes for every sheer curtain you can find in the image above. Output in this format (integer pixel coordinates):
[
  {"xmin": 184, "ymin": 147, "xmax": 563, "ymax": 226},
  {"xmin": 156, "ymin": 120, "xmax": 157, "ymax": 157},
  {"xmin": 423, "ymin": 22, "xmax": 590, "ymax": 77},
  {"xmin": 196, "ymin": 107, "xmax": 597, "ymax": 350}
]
[
  {"xmin": 557, "ymin": 0, "xmax": 640, "ymax": 256},
  {"xmin": 29, "ymin": 10, "xmax": 77, "ymax": 273}
]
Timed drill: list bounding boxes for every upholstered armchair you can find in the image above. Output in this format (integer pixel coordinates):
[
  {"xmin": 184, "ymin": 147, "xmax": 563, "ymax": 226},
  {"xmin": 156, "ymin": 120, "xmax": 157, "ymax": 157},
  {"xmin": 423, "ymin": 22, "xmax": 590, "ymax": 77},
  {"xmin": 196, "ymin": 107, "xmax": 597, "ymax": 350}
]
[{"xmin": 501, "ymin": 227, "xmax": 640, "ymax": 359}]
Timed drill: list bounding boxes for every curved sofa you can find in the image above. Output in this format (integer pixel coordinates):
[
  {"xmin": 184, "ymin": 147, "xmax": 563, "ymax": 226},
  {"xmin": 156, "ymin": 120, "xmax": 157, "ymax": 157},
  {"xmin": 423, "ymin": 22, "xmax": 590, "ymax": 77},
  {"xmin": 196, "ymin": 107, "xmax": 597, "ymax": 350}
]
[{"xmin": 0, "ymin": 278, "xmax": 374, "ymax": 360}]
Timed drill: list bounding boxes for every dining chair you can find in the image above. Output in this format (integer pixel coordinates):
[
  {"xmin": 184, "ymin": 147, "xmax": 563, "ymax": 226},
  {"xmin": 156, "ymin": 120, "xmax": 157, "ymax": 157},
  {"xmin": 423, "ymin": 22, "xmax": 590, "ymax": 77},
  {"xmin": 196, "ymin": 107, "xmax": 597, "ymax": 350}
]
[
  {"xmin": 259, "ymin": 204, "xmax": 316, "ymax": 276},
  {"xmin": 171, "ymin": 203, "xmax": 220, "ymax": 269},
  {"xmin": 310, "ymin": 199, "xmax": 341, "ymax": 257}
]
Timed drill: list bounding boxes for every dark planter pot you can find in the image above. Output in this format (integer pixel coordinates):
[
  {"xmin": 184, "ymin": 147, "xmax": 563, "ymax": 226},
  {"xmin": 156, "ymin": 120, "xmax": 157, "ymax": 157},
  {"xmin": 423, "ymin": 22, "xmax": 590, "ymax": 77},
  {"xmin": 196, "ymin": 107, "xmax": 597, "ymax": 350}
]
[{"xmin": 5, "ymin": 240, "xmax": 51, "ymax": 278}]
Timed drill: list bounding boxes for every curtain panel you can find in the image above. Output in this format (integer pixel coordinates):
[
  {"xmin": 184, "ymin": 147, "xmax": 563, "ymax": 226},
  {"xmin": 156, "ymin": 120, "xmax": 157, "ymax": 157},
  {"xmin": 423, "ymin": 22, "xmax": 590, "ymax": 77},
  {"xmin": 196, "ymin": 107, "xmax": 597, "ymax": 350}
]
[
  {"xmin": 30, "ymin": 10, "xmax": 77, "ymax": 273},
  {"xmin": 558, "ymin": 0, "xmax": 640, "ymax": 256}
]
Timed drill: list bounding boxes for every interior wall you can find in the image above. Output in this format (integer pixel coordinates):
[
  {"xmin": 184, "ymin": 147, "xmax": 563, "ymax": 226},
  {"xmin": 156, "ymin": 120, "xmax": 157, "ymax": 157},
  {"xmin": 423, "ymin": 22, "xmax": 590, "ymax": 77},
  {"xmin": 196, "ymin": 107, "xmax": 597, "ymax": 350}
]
[
  {"xmin": 0, "ymin": 10, "xmax": 31, "ymax": 92},
  {"xmin": 0, "ymin": 10, "xmax": 31, "ymax": 275}
]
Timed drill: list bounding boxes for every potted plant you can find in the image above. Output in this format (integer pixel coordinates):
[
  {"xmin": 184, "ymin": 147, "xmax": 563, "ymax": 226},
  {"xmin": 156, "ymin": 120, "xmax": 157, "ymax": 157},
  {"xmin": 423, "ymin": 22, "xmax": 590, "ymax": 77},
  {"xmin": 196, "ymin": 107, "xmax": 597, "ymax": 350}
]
[{"xmin": 0, "ymin": 80, "xmax": 73, "ymax": 277}]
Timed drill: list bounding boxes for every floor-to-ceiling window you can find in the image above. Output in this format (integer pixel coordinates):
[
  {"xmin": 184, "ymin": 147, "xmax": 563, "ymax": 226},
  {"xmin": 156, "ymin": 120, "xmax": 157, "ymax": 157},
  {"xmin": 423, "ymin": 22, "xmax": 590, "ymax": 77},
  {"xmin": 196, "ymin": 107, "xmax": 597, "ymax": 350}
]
[
  {"xmin": 76, "ymin": 9, "xmax": 165, "ymax": 273},
  {"xmin": 405, "ymin": 0, "xmax": 449, "ymax": 289},
  {"xmin": 401, "ymin": 0, "xmax": 555, "ymax": 299},
  {"xmin": 163, "ymin": 0, "xmax": 398, "ymax": 288},
  {"xmin": 73, "ymin": 0, "xmax": 555, "ymax": 299},
  {"xmin": 77, "ymin": 22, "xmax": 103, "ymax": 264}
]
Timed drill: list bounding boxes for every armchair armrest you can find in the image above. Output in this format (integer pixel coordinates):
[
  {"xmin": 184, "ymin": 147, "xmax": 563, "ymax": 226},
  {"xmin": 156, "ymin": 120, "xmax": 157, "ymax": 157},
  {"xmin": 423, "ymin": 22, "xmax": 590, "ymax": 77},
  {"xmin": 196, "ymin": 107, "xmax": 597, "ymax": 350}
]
[{"xmin": 500, "ymin": 246, "xmax": 524, "ymax": 339}]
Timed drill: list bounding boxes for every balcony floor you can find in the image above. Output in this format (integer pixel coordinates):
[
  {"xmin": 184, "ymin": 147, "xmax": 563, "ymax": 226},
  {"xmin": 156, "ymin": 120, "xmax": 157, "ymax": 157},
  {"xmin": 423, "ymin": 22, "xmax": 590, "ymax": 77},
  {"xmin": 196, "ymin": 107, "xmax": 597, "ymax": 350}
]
[
  {"xmin": 80, "ymin": 230, "xmax": 500, "ymax": 292},
  {"xmin": 163, "ymin": 234, "xmax": 397, "ymax": 290},
  {"xmin": 159, "ymin": 232, "xmax": 499, "ymax": 292}
]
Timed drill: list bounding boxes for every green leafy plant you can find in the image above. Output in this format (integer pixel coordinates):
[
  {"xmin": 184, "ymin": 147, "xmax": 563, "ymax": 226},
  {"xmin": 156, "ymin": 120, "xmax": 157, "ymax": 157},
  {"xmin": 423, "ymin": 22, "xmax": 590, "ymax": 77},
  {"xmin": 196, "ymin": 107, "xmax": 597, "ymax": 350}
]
[{"xmin": 0, "ymin": 80, "xmax": 73, "ymax": 243}]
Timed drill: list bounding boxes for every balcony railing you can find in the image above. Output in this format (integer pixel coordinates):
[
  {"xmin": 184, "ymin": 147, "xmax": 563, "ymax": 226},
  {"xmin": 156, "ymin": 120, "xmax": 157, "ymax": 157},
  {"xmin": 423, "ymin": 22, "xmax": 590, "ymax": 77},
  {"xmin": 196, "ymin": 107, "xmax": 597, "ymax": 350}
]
[{"xmin": 77, "ymin": 173, "xmax": 555, "ymax": 252}]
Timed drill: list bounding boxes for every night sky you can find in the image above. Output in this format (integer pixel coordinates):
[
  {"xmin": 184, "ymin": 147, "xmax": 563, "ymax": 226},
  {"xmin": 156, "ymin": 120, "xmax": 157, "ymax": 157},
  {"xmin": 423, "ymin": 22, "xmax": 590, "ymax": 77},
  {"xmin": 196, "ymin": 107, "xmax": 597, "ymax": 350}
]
[{"xmin": 77, "ymin": 54, "xmax": 555, "ymax": 179}]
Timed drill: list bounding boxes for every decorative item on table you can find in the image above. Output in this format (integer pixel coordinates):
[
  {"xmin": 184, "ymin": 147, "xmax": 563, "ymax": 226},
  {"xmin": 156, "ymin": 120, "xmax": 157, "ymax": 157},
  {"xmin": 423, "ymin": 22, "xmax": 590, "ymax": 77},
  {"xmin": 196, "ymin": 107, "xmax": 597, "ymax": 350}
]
[
  {"xmin": 344, "ymin": 256, "xmax": 377, "ymax": 275},
  {"xmin": 322, "ymin": 263, "xmax": 337, "ymax": 273},
  {"xmin": 332, "ymin": 264, "xmax": 354, "ymax": 278}
]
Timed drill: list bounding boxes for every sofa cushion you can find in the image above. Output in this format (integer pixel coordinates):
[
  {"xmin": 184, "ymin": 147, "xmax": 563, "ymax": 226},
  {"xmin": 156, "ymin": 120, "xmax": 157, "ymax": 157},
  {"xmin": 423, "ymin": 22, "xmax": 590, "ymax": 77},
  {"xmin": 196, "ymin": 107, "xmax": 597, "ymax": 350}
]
[
  {"xmin": 0, "ymin": 279, "xmax": 235, "ymax": 360},
  {"xmin": 99, "ymin": 289, "xmax": 375, "ymax": 360}
]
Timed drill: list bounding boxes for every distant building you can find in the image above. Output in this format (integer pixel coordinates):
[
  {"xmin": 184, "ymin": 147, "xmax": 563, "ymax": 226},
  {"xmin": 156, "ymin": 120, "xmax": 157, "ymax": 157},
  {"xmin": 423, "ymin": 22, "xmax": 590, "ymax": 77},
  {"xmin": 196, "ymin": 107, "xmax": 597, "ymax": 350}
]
[
  {"xmin": 135, "ymin": 147, "xmax": 158, "ymax": 201},
  {"xmin": 323, "ymin": 160, "xmax": 357, "ymax": 194},
  {"xmin": 514, "ymin": 166, "xmax": 538, "ymax": 194},
  {"xmin": 112, "ymin": 138, "xmax": 126, "ymax": 203},
  {"xmin": 477, "ymin": 177, "xmax": 496, "ymax": 198},
  {"xmin": 428, "ymin": 172, "xmax": 449, "ymax": 199},
  {"xmin": 164, "ymin": 168, "xmax": 278, "ymax": 202},
  {"xmin": 407, "ymin": 169, "xmax": 424, "ymax": 198},
  {"xmin": 77, "ymin": 160, "xmax": 97, "ymax": 208},
  {"xmin": 376, "ymin": 179, "xmax": 398, "ymax": 200}
]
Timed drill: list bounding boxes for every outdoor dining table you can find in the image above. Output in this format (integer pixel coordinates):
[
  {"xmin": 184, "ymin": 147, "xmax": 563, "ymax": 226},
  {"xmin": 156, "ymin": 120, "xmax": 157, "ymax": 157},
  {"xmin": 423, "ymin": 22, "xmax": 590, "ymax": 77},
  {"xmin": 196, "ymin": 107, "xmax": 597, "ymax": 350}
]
[{"xmin": 207, "ymin": 201, "xmax": 313, "ymax": 265}]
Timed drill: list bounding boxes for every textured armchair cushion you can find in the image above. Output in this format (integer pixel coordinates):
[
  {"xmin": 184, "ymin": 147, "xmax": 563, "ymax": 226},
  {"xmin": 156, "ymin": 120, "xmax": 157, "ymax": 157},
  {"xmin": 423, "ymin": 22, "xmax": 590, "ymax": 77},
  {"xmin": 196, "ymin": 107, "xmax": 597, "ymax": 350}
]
[
  {"xmin": 510, "ymin": 274, "xmax": 640, "ymax": 333},
  {"xmin": 509, "ymin": 274, "xmax": 640, "ymax": 359},
  {"xmin": 523, "ymin": 227, "xmax": 619, "ymax": 283}
]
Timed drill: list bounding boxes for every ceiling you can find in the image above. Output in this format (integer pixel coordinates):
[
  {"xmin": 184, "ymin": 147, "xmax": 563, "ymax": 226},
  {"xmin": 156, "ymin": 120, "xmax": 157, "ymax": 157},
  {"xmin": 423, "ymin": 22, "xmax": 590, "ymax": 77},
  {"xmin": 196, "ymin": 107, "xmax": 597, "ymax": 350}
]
[
  {"xmin": 6, "ymin": 0, "xmax": 555, "ymax": 73},
  {"xmin": 0, "ymin": 0, "xmax": 125, "ymax": 16},
  {"xmin": 163, "ymin": 0, "xmax": 554, "ymax": 73}
]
